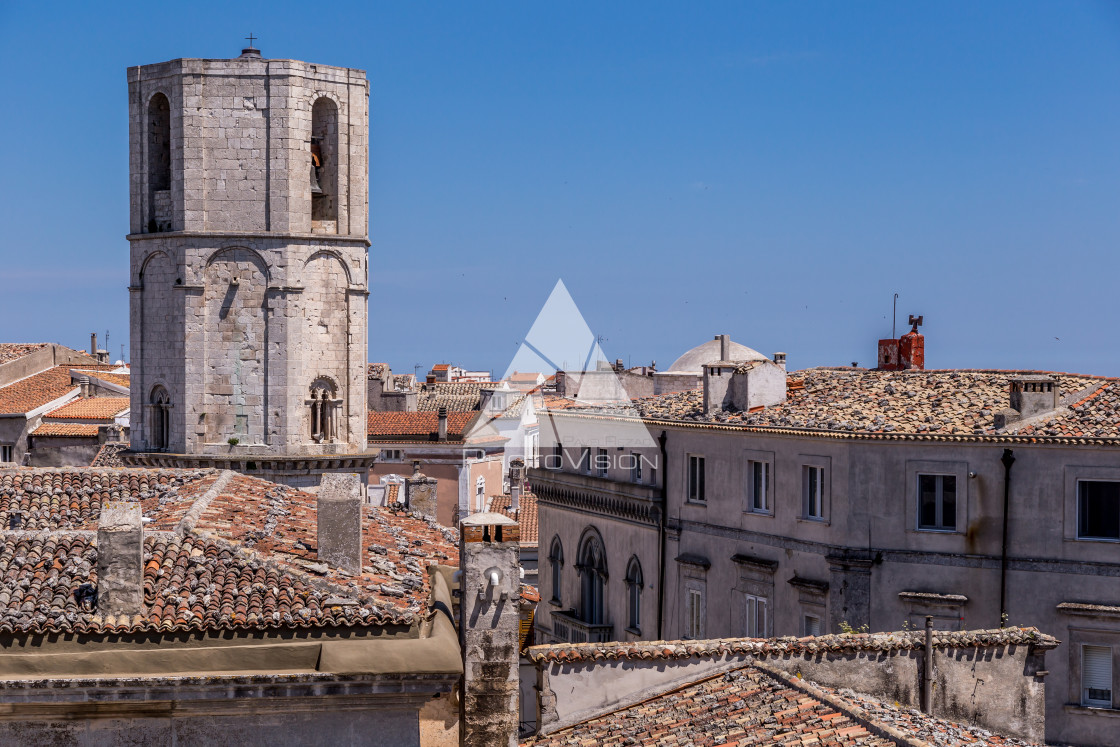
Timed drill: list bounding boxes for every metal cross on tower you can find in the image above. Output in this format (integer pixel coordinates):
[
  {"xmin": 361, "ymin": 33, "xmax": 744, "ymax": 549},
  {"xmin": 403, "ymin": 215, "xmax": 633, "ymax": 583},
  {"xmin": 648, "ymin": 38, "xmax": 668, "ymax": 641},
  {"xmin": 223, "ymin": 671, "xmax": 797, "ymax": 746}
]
[{"xmin": 245, "ymin": 33, "xmax": 257, "ymax": 47}]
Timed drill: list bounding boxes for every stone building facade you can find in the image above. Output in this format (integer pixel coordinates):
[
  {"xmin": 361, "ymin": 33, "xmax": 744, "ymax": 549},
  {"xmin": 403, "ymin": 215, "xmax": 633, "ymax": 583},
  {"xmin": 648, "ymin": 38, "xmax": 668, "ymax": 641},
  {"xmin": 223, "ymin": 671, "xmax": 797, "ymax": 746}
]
[
  {"xmin": 126, "ymin": 47, "xmax": 369, "ymax": 461},
  {"xmin": 532, "ymin": 356, "xmax": 1120, "ymax": 746}
]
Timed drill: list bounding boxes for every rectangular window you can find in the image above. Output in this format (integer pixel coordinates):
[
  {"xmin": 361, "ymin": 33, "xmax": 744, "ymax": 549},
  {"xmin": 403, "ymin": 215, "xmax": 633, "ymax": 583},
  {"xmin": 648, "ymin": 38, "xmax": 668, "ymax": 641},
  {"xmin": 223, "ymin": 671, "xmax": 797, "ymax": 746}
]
[
  {"xmin": 745, "ymin": 594, "xmax": 768, "ymax": 638},
  {"xmin": 0, "ymin": 445, "xmax": 11, "ymax": 463},
  {"xmin": 804, "ymin": 614, "xmax": 822, "ymax": 637},
  {"xmin": 803, "ymin": 465, "xmax": 824, "ymax": 520},
  {"xmin": 551, "ymin": 444, "xmax": 563, "ymax": 470},
  {"xmin": 688, "ymin": 456, "xmax": 706, "ymax": 503},
  {"xmin": 597, "ymin": 448, "xmax": 608, "ymax": 478},
  {"xmin": 748, "ymin": 461, "xmax": 770, "ymax": 513},
  {"xmin": 918, "ymin": 474, "xmax": 957, "ymax": 531},
  {"xmin": 631, "ymin": 453, "xmax": 642, "ymax": 483},
  {"xmin": 1078, "ymin": 481, "xmax": 1120, "ymax": 540},
  {"xmin": 1082, "ymin": 644, "xmax": 1113, "ymax": 707},
  {"xmin": 686, "ymin": 588, "xmax": 704, "ymax": 639},
  {"xmin": 579, "ymin": 447, "xmax": 591, "ymax": 474}
]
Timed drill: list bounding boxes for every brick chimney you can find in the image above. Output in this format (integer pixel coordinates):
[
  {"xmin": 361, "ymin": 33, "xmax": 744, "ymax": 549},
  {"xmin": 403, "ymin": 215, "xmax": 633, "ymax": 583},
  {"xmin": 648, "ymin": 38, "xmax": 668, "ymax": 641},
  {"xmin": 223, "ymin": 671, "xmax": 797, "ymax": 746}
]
[
  {"xmin": 878, "ymin": 314, "xmax": 924, "ymax": 371},
  {"xmin": 459, "ymin": 511, "xmax": 520, "ymax": 747},
  {"xmin": 316, "ymin": 473, "xmax": 363, "ymax": 574},
  {"xmin": 97, "ymin": 502, "xmax": 144, "ymax": 617},
  {"xmin": 437, "ymin": 406, "xmax": 448, "ymax": 441}
]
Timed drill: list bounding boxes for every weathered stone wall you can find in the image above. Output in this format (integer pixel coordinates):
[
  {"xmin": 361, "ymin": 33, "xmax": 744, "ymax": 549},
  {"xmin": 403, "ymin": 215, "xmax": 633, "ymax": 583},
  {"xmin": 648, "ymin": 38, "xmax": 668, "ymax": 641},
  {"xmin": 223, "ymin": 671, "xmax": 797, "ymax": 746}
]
[{"xmin": 127, "ymin": 52, "xmax": 369, "ymax": 459}]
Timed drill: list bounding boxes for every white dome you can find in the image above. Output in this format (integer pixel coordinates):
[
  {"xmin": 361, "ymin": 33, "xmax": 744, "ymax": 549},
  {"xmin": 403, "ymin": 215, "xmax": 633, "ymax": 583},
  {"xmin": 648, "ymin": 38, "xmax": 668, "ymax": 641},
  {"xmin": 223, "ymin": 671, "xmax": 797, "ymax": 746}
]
[{"xmin": 667, "ymin": 338, "xmax": 768, "ymax": 373}]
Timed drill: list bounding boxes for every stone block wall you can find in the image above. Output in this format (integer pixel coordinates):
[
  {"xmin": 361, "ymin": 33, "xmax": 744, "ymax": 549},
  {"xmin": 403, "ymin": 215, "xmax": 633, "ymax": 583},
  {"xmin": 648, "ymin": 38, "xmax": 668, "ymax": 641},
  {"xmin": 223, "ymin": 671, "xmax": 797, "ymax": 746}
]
[{"xmin": 127, "ymin": 52, "xmax": 369, "ymax": 458}]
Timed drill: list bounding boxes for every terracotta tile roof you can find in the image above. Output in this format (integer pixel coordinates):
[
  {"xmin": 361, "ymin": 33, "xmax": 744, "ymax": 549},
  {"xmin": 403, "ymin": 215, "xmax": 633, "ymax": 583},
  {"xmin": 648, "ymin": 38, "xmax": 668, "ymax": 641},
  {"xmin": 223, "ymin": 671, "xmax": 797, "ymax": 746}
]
[
  {"xmin": 0, "ymin": 367, "xmax": 76, "ymax": 415},
  {"xmin": 510, "ymin": 372, "xmax": 542, "ymax": 382},
  {"xmin": 524, "ymin": 627, "xmax": 1058, "ymax": 664},
  {"xmin": 566, "ymin": 368, "xmax": 1120, "ymax": 442},
  {"xmin": 89, "ymin": 443, "xmax": 128, "ymax": 467},
  {"xmin": 29, "ymin": 423, "xmax": 101, "ymax": 438},
  {"xmin": 367, "ymin": 411, "xmax": 477, "ymax": 441},
  {"xmin": 415, "ymin": 381, "xmax": 501, "ymax": 412},
  {"xmin": 385, "ymin": 483, "xmax": 400, "ymax": 504},
  {"xmin": 0, "ymin": 365, "xmax": 124, "ymax": 416},
  {"xmin": 0, "ymin": 343, "xmax": 48, "ymax": 365},
  {"xmin": 77, "ymin": 370, "xmax": 131, "ymax": 388},
  {"xmin": 432, "ymin": 364, "xmax": 451, "ymax": 371},
  {"xmin": 523, "ymin": 664, "xmax": 896, "ymax": 747},
  {"xmin": 487, "ymin": 492, "xmax": 538, "ymax": 546},
  {"xmin": 0, "ymin": 468, "xmax": 459, "ymax": 635},
  {"xmin": 45, "ymin": 397, "xmax": 130, "ymax": 420}
]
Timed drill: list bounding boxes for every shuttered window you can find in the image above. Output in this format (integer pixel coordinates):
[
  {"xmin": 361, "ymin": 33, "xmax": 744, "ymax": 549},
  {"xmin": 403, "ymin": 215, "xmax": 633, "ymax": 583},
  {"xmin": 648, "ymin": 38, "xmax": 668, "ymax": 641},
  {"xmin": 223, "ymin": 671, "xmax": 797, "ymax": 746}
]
[
  {"xmin": 804, "ymin": 614, "xmax": 822, "ymax": 637},
  {"xmin": 745, "ymin": 595, "xmax": 768, "ymax": 638},
  {"xmin": 686, "ymin": 589, "xmax": 703, "ymax": 639},
  {"xmin": 1083, "ymin": 645, "xmax": 1113, "ymax": 707}
]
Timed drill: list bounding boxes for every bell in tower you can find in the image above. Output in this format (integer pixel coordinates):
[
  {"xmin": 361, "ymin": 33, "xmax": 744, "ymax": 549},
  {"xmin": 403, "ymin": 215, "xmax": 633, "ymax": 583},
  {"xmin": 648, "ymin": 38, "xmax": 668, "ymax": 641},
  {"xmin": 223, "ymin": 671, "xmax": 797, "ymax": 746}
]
[{"xmin": 310, "ymin": 138, "xmax": 325, "ymax": 196}]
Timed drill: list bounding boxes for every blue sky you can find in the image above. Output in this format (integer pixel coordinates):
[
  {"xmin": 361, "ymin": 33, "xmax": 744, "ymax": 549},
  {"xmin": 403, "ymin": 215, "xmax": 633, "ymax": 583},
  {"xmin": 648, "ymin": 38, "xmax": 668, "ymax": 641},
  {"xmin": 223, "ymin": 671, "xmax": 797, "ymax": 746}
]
[{"xmin": 1, "ymin": 2, "xmax": 1118, "ymax": 376}]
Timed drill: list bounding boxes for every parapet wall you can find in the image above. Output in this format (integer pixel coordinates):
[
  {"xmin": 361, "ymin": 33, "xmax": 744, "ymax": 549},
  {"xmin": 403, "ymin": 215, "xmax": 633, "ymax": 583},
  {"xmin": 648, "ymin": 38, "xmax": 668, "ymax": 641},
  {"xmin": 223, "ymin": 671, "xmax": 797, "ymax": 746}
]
[{"xmin": 528, "ymin": 627, "xmax": 1056, "ymax": 743}]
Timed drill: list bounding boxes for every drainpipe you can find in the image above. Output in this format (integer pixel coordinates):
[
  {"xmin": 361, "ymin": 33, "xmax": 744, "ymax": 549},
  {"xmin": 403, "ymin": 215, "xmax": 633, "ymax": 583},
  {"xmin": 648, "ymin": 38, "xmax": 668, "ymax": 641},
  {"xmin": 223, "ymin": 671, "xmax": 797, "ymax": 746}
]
[
  {"xmin": 656, "ymin": 430, "xmax": 668, "ymax": 640},
  {"xmin": 999, "ymin": 448, "xmax": 1015, "ymax": 628},
  {"xmin": 922, "ymin": 615, "xmax": 934, "ymax": 714}
]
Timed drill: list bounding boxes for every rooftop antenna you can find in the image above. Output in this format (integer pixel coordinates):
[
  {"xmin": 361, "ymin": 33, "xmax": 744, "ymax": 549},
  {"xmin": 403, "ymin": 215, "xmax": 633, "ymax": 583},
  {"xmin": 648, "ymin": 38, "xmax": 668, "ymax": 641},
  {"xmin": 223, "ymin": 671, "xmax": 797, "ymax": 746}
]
[
  {"xmin": 413, "ymin": 363, "xmax": 422, "ymax": 378},
  {"xmin": 892, "ymin": 293, "xmax": 899, "ymax": 339}
]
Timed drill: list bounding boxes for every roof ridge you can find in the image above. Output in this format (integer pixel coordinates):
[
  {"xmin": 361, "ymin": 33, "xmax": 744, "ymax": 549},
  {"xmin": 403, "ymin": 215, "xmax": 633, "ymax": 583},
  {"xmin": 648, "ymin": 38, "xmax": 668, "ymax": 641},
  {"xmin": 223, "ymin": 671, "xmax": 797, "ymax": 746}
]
[{"xmin": 175, "ymin": 469, "xmax": 235, "ymax": 535}]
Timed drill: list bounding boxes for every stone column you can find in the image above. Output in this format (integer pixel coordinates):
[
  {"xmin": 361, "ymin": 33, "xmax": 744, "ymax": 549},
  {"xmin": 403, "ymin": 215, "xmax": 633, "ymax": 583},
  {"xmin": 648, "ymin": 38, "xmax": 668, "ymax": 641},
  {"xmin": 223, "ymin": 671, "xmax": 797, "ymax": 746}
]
[{"xmin": 459, "ymin": 512, "xmax": 520, "ymax": 747}]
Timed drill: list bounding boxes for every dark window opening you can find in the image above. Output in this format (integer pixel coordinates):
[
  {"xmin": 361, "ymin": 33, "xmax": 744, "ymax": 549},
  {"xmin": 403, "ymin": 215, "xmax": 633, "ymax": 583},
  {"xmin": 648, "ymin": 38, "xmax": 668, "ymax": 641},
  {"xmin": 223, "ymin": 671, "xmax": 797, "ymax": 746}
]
[{"xmin": 1079, "ymin": 481, "xmax": 1120, "ymax": 540}]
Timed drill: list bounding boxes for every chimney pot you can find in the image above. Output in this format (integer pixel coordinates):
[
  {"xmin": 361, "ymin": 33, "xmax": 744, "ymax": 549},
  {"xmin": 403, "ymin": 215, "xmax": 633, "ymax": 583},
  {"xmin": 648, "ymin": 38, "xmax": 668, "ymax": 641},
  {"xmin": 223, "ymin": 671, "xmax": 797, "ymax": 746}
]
[
  {"xmin": 97, "ymin": 502, "xmax": 144, "ymax": 617},
  {"xmin": 316, "ymin": 473, "xmax": 363, "ymax": 574},
  {"xmin": 773, "ymin": 352, "xmax": 787, "ymax": 372},
  {"xmin": 80, "ymin": 376, "xmax": 91, "ymax": 399},
  {"xmin": 437, "ymin": 406, "xmax": 448, "ymax": 441},
  {"xmin": 90, "ymin": 333, "xmax": 97, "ymax": 357}
]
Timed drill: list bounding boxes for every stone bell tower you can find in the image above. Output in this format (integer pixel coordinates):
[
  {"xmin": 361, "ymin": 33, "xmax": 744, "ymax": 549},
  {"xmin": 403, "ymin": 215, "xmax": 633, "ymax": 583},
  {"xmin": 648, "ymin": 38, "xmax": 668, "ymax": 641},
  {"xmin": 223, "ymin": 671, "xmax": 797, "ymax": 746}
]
[{"xmin": 124, "ymin": 44, "xmax": 373, "ymax": 481}]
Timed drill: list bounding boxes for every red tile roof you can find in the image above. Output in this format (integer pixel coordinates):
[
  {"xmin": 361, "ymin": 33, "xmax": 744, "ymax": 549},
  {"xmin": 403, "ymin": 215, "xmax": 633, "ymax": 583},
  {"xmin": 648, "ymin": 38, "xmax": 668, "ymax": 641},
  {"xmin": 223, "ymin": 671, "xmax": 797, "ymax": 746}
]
[
  {"xmin": 432, "ymin": 364, "xmax": 451, "ymax": 371},
  {"xmin": 29, "ymin": 423, "xmax": 101, "ymax": 438},
  {"xmin": 0, "ymin": 343, "xmax": 48, "ymax": 365},
  {"xmin": 89, "ymin": 443, "xmax": 128, "ymax": 467},
  {"xmin": 523, "ymin": 664, "xmax": 896, "ymax": 746},
  {"xmin": 560, "ymin": 368, "xmax": 1120, "ymax": 443},
  {"xmin": 45, "ymin": 397, "xmax": 130, "ymax": 420},
  {"xmin": 367, "ymin": 411, "xmax": 477, "ymax": 441},
  {"xmin": 0, "ymin": 365, "xmax": 124, "ymax": 416},
  {"xmin": 488, "ymin": 492, "xmax": 538, "ymax": 546},
  {"xmin": 77, "ymin": 370, "xmax": 131, "ymax": 388},
  {"xmin": 0, "ymin": 468, "xmax": 459, "ymax": 635},
  {"xmin": 0, "ymin": 367, "xmax": 76, "ymax": 415}
]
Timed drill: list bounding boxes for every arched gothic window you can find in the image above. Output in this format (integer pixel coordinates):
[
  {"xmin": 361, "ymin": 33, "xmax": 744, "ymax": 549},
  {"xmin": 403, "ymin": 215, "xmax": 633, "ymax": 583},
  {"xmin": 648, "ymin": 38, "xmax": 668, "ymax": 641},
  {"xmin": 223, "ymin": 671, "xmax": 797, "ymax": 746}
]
[
  {"xmin": 147, "ymin": 92, "xmax": 171, "ymax": 232},
  {"xmin": 310, "ymin": 97, "xmax": 338, "ymax": 226},
  {"xmin": 149, "ymin": 386, "xmax": 171, "ymax": 451},
  {"xmin": 548, "ymin": 536, "xmax": 564, "ymax": 606},
  {"xmin": 578, "ymin": 530, "xmax": 607, "ymax": 625},
  {"xmin": 308, "ymin": 378, "xmax": 339, "ymax": 443},
  {"xmin": 625, "ymin": 556, "xmax": 643, "ymax": 633}
]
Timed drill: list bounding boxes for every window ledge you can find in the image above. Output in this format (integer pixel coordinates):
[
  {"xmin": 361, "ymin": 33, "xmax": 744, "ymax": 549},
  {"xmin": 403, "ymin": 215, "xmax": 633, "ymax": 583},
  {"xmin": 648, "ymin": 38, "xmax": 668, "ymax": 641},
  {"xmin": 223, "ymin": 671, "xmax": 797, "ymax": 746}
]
[
  {"xmin": 1063, "ymin": 704, "xmax": 1120, "ymax": 718},
  {"xmin": 797, "ymin": 517, "xmax": 829, "ymax": 525},
  {"xmin": 624, "ymin": 626, "xmax": 642, "ymax": 636},
  {"xmin": 685, "ymin": 500, "xmax": 707, "ymax": 507},
  {"xmin": 915, "ymin": 527, "xmax": 960, "ymax": 534},
  {"xmin": 1072, "ymin": 536, "xmax": 1120, "ymax": 544},
  {"xmin": 548, "ymin": 598, "xmax": 563, "ymax": 607},
  {"xmin": 745, "ymin": 509, "xmax": 774, "ymax": 517}
]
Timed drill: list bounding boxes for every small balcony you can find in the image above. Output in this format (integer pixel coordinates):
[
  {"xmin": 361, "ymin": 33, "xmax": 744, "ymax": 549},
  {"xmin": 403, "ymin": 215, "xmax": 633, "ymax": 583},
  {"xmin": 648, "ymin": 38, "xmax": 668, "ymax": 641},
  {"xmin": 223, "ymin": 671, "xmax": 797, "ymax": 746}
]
[{"xmin": 551, "ymin": 609, "xmax": 613, "ymax": 643}]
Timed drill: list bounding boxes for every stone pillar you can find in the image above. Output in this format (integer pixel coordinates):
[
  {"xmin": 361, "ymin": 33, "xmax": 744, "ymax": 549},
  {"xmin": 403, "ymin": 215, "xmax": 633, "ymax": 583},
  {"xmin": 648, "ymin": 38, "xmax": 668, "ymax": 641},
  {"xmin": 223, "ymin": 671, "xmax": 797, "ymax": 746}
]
[
  {"xmin": 97, "ymin": 502, "xmax": 144, "ymax": 617},
  {"xmin": 460, "ymin": 512, "xmax": 520, "ymax": 747},
  {"xmin": 317, "ymin": 472, "xmax": 363, "ymax": 574}
]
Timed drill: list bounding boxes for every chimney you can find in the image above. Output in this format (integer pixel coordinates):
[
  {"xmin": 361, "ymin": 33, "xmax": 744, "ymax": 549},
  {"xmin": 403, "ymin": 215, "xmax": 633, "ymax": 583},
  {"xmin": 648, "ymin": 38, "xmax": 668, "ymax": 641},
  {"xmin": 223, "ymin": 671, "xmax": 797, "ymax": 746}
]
[
  {"xmin": 703, "ymin": 362, "xmax": 735, "ymax": 414},
  {"xmin": 80, "ymin": 376, "xmax": 91, "ymax": 398},
  {"xmin": 1009, "ymin": 375, "xmax": 1059, "ymax": 419},
  {"xmin": 899, "ymin": 315, "xmax": 925, "ymax": 370},
  {"xmin": 316, "ymin": 473, "xmax": 363, "ymax": 574},
  {"xmin": 90, "ymin": 333, "xmax": 97, "ymax": 357},
  {"xmin": 773, "ymin": 352, "xmax": 787, "ymax": 372},
  {"xmin": 717, "ymin": 334, "xmax": 730, "ymax": 362},
  {"xmin": 97, "ymin": 502, "xmax": 144, "ymax": 617},
  {"xmin": 405, "ymin": 462, "xmax": 438, "ymax": 518},
  {"xmin": 459, "ymin": 511, "xmax": 520, "ymax": 747},
  {"xmin": 509, "ymin": 458, "xmax": 525, "ymax": 513},
  {"xmin": 437, "ymin": 406, "xmax": 448, "ymax": 441}
]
